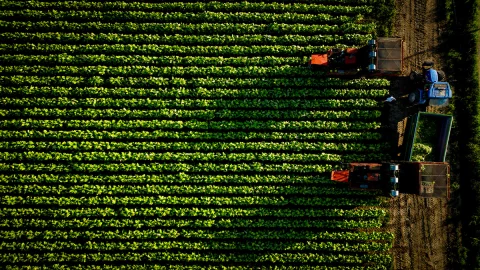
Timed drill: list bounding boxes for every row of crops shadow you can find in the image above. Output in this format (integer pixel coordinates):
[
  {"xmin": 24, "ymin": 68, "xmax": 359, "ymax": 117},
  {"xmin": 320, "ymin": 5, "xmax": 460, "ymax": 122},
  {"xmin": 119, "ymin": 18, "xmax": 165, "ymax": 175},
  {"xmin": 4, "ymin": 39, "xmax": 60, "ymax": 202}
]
[
  {"xmin": 0, "ymin": 101, "xmax": 384, "ymax": 106},
  {"xmin": 0, "ymin": 38, "xmax": 365, "ymax": 46},
  {"xmin": 0, "ymin": 81, "xmax": 381, "ymax": 90},
  {"xmin": 0, "ymin": 51, "xmax": 348, "ymax": 57},
  {"xmin": 0, "ymin": 238, "xmax": 390, "ymax": 246},
  {"xmin": 0, "ymin": 194, "xmax": 377, "ymax": 202},
  {"xmin": 0, "ymin": 261, "xmax": 388, "ymax": 268},
  {"xmin": 1, "ymin": 0, "xmax": 366, "ymax": 8},
  {"xmin": 0, "ymin": 249, "xmax": 389, "ymax": 256},
  {"xmin": 0, "ymin": 226, "xmax": 379, "ymax": 235},
  {"xmin": 0, "ymin": 137, "xmax": 382, "ymax": 143},
  {"xmin": 0, "ymin": 62, "xmax": 317, "ymax": 68},
  {"xmin": 0, "ymin": 127, "xmax": 383, "ymax": 132},
  {"xmin": 0, "ymin": 171, "xmax": 373, "ymax": 177},
  {"xmin": 0, "ymin": 74, "xmax": 360, "ymax": 79},
  {"xmin": 0, "ymin": 116, "xmax": 382, "ymax": 122}
]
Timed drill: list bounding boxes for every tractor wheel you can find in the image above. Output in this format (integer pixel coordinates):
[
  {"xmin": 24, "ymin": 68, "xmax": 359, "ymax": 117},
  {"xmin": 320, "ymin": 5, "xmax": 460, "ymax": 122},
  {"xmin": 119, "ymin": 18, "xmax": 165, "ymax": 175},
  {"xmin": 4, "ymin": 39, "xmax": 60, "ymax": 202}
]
[
  {"xmin": 437, "ymin": 70, "xmax": 446, "ymax": 81},
  {"xmin": 409, "ymin": 71, "xmax": 420, "ymax": 81},
  {"xmin": 408, "ymin": 90, "xmax": 420, "ymax": 104}
]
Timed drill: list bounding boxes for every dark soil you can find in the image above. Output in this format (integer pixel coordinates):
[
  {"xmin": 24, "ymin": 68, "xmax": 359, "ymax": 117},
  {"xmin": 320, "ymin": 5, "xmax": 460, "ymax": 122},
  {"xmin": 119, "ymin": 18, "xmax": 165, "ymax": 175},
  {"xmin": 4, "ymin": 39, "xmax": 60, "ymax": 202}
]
[{"xmin": 384, "ymin": 0, "xmax": 453, "ymax": 269}]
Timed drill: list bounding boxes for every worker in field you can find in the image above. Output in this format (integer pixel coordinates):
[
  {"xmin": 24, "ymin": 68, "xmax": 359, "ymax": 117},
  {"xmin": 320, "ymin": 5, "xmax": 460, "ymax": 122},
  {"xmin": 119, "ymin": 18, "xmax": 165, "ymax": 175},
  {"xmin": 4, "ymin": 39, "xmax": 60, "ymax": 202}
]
[{"xmin": 384, "ymin": 96, "xmax": 397, "ymax": 103}]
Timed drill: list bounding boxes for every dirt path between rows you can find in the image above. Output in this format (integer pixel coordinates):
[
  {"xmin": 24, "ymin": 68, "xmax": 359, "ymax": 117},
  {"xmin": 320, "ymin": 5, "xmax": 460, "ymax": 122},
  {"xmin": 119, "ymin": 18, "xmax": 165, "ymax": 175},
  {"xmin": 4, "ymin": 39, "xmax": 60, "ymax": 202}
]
[{"xmin": 384, "ymin": 0, "xmax": 451, "ymax": 269}]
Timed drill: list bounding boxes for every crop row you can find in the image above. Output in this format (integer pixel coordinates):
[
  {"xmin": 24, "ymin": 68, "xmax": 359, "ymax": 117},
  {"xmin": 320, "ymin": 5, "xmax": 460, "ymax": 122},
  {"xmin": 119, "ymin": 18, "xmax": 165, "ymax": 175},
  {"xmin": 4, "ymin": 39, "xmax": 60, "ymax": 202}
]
[
  {"xmin": 0, "ymin": 141, "xmax": 387, "ymax": 152},
  {"xmin": 0, "ymin": 183, "xmax": 380, "ymax": 196},
  {"xmin": 0, "ymin": 86, "xmax": 390, "ymax": 98},
  {"xmin": 0, "ymin": 76, "xmax": 390, "ymax": 88},
  {"xmin": 0, "ymin": 11, "xmax": 359, "ymax": 24},
  {"xmin": 2, "ymin": 265, "xmax": 391, "ymax": 270},
  {"xmin": 0, "ymin": 240, "xmax": 392, "ymax": 253},
  {"xmin": 0, "ymin": 229, "xmax": 393, "ymax": 241},
  {"xmin": 1, "ymin": 183, "xmax": 380, "ymax": 196},
  {"xmin": 0, "ymin": 207, "xmax": 386, "ymax": 219},
  {"xmin": 0, "ymin": 174, "xmax": 333, "ymax": 185},
  {"xmin": 0, "ymin": 119, "xmax": 382, "ymax": 131},
  {"xmin": 0, "ymin": 1, "xmax": 375, "ymax": 14},
  {"xmin": 0, "ymin": 251, "xmax": 392, "ymax": 265},
  {"xmin": 0, "ymin": 130, "xmax": 382, "ymax": 142},
  {"xmin": 0, "ymin": 218, "xmax": 384, "ymax": 230},
  {"xmin": 0, "ymin": 65, "xmax": 325, "ymax": 77},
  {"xmin": 0, "ymin": 195, "xmax": 380, "ymax": 207},
  {"xmin": 0, "ymin": 22, "xmax": 376, "ymax": 35},
  {"xmin": 0, "ymin": 109, "xmax": 382, "ymax": 121},
  {"xmin": 0, "ymin": 44, "xmax": 339, "ymax": 57},
  {"xmin": 0, "ymin": 151, "xmax": 361, "ymax": 163},
  {"xmin": 0, "ymin": 163, "xmax": 334, "ymax": 174},
  {"xmin": 0, "ymin": 32, "xmax": 371, "ymax": 46},
  {"xmin": 0, "ymin": 55, "xmax": 311, "ymax": 67},
  {"xmin": 0, "ymin": 98, "xmax": 381, "ymax": 110}
]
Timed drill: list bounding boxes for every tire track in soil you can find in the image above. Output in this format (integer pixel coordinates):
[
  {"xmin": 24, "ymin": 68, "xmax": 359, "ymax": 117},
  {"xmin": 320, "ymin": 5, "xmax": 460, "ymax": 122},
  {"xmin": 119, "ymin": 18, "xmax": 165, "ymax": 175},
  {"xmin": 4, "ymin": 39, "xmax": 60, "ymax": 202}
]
[{"xmin": 389, "ymin": 0, "xmax": 450, "ymax": 268}]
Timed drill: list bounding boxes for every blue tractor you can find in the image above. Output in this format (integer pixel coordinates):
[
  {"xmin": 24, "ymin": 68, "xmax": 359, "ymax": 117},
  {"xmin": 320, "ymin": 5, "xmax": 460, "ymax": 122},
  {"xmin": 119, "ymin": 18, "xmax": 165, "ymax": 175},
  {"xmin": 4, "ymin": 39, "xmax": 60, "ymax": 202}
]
[{"xmin": 408, "ymin": 61, "xmax": 452, "ymax": 106}]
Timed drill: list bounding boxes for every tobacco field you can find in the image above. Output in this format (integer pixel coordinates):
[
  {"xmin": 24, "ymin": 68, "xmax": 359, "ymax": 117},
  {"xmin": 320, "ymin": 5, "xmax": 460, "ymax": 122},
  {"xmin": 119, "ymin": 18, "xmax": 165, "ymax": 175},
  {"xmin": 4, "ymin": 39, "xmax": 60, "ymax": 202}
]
[{"xmin": 0, "ymin": 1, "xmax": 394, "ymax": 269}]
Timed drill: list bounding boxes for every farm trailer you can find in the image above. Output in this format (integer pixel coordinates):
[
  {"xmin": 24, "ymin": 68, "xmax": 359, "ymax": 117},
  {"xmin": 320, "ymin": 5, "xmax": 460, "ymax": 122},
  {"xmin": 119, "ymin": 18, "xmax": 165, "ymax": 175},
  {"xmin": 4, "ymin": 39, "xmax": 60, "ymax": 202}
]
[{"xmin": 402, "ymin": 112, "xmax": 453, "ymax": 162}]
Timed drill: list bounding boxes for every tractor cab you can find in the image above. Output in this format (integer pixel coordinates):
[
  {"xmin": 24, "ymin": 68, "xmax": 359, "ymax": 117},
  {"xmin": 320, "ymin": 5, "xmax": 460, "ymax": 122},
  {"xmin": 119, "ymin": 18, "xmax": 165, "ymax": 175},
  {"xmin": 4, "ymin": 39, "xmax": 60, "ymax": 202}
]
[{"xmin": 409, "ymin": 81, "xmax": 452, "ymax": 106}]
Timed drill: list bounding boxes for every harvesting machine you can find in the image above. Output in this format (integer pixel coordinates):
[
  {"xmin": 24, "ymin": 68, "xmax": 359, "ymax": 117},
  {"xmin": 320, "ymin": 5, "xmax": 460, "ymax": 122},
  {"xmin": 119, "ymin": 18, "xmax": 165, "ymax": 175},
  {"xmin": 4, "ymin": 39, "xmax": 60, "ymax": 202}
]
[
  {"xmin": 308, "ymin": 37, "xmax": 403, "ymax": 76},
  {"xmin": 331, "ymin": 162, "xmax": 450, "ymax": 199},
  {"xmin": 330, "ymin": 112, "xmax": 453, "ymax": 199}
]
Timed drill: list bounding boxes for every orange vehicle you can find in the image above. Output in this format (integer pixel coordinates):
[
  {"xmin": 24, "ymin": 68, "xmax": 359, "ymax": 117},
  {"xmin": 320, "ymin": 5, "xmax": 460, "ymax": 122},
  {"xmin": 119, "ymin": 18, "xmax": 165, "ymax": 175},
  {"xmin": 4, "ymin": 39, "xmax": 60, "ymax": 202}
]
[{"xmin": 309, "ymin": 37, "xmax": 404, "ymax": 76}]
